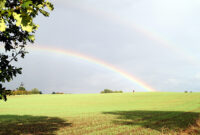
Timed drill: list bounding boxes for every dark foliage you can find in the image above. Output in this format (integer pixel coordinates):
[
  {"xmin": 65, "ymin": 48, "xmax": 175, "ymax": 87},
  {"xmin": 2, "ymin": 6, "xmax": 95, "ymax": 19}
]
[{"xmin": 0, "ymin": 0, "xmax": 53, "ymax": 101}]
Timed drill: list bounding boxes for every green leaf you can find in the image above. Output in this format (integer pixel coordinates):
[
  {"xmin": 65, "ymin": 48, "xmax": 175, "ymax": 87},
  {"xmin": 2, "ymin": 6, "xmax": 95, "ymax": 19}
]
[
  {"xmin": 28, "ymin": 35, "xmax": 35, "ymax": 41},
  {"xmin": 21, "ymin": 14, "xmax": 32, "ymax": 26},
  {"xmin": 0, "ymin": 18, "xmax": 6, "ymax": 32},
  {"xmin": 46, "ymin": 1, "xmax": 54, "ymax": 11},
  {"xmin": 7, "ymin": 11, "xmax": 12, "ymax": 17},
  {"xmin": 13, "ymin": 12, "xmax": 34, "ymax": 32},
  {"xmin": 13, "ymin": 12, "xmax": 22, "ymax": 26},
  {"xmin": 27, "ymin": 7, "xmax": 33, "ymax": 13},
  {"xmin": 0, "ymin": 0, "xmax": 6, "ymax": 9},
  {"xmin": 22, "ymin": 0, "xmax": 32, "ymax": 8},
  {"xmin": 21, "ymin": 24, "xmax": 34, "ymax": 32},
  {"xmin": 38, "ymin": 4, "xmax": 43, "ymax": 8},
  {"xmin": 39, "ymin": 9, "xmax": 49, "ymax": 17}
]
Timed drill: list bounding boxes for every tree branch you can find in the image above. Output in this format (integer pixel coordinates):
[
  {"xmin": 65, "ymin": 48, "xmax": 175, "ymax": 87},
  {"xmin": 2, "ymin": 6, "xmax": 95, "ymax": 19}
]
[{"xmin": 9, "ymin": 47, "xmax": 23, "ymax": 63}]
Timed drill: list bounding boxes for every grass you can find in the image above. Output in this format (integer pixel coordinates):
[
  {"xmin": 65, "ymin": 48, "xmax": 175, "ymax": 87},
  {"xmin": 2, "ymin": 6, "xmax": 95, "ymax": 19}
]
[{"xmin": 0, "ymin": 92, "xmax": 200, "ymax": 135}]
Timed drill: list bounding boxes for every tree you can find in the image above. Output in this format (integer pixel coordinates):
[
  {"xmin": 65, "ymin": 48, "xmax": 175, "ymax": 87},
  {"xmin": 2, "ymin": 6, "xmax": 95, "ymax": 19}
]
[
  {"xmin": 30, "ymin": 88, "xmax": 40, "ymax": 94},
  {"xmin": 17, "ymin": 82, "xmax": 26, "ymax": 91},
  {"xmin": 0, "ymin": 0, "xmax": 54, "ymax": 101},
  {"xmin": 101, "ymin": 89, "xmax": 113, "ymax": 93}
]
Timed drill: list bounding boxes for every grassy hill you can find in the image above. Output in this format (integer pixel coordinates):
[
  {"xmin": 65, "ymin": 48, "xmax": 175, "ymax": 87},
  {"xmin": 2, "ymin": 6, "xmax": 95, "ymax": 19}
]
[{"xmin": 0, "ymin": 92, "xmax": 199, "ymax": 134}]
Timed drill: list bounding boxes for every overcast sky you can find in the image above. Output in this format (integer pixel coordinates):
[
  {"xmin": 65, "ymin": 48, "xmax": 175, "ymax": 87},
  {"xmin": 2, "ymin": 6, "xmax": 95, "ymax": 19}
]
[{"xmin": 4, "ymin": 0, "xmax": 200, "ymax": 93}]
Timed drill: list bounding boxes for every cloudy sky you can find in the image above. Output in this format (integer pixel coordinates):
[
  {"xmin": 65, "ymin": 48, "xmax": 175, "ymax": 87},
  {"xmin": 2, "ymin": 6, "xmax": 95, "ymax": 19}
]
[{"xmin": 5, "ymin": 0, "xmax": 200, "ymax": 93}]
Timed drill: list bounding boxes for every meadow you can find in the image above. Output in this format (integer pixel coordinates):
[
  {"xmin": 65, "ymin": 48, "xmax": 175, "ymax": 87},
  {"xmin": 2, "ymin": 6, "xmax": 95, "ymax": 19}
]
[{"xmin": 0, "ymin": 92, "xmax": 200, "ymax": 135}]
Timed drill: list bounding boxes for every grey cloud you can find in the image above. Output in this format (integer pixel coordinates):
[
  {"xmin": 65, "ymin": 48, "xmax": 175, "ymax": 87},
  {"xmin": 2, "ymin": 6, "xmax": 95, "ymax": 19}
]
[{"xmin": 5, "ymin": 0, "xmax": 200, "ymax": 93}]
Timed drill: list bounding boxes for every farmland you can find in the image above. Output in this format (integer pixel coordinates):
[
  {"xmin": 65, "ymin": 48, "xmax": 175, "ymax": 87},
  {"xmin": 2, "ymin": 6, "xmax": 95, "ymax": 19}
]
[{"xmin": 0, "ymin": 92, "xmax": 200, "ymax": 135}]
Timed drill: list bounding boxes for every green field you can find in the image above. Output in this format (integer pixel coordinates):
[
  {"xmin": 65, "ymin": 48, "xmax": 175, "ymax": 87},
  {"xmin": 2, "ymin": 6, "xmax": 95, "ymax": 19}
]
[{"xmin": 0, "ymin": 92, "xmax": 200, "ymax": 135}]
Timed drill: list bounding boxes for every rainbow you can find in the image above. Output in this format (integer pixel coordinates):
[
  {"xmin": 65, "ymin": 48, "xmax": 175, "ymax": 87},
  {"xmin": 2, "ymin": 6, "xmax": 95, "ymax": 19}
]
[
  {"xmin": 60, "ymin": 1, "xmax": 198, "ymax": 65},
  {"xmin": 29, "ymin": 45, "xmax": 157, "ymax": 92}
]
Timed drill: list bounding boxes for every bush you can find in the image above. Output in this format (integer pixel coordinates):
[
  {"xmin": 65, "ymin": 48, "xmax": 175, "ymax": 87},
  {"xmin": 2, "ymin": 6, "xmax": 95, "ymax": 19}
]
[
  {"xmin": 100, "ymin": 89, "xmax": 123, "ymax": 94},
  {"xmin": 114, "ymin": 90, "xmax": 123, "ymax": 93},
  {"xmin": 12, "ymin": 90, "xmax": 28, "ymax": 95},
  {"xmin": 30, "ymin": 88, "xmax": 40, "ymax": 94},
  {"xmin": 52, "ymin": 92, "xmax": 64, "ymax": 94}
]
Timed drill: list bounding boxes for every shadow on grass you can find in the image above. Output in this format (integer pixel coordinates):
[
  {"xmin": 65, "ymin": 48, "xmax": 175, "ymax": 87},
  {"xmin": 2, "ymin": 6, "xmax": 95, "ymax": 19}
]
[
  {"xmin": 0, "ymin": 115, "xmax": 71, "ymax": 135},
  {"xmin": 103, "ymin": 110, "xmax": 200, "ymax": 133}
]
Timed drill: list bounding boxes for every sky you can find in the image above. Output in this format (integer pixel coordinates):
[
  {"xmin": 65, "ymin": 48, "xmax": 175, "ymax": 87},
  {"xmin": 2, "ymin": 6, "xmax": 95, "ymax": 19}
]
[{"xmin": 4, "ymin": 0, "xmax": 200, "ymax": 93}]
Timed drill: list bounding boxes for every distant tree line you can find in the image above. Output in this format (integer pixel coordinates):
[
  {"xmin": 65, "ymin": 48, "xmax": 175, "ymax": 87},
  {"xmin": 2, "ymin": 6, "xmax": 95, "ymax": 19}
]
[
  {"xmin": 100, "ymin": 89, "xmax": 123, "ymax": 94},
  {"xmin": 11, "ymin": 88, "xmax": 42, "ymax": 95},
  {"xmin": 10, "ymin": 83, "xmax": 42, "ymax": 95}
]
